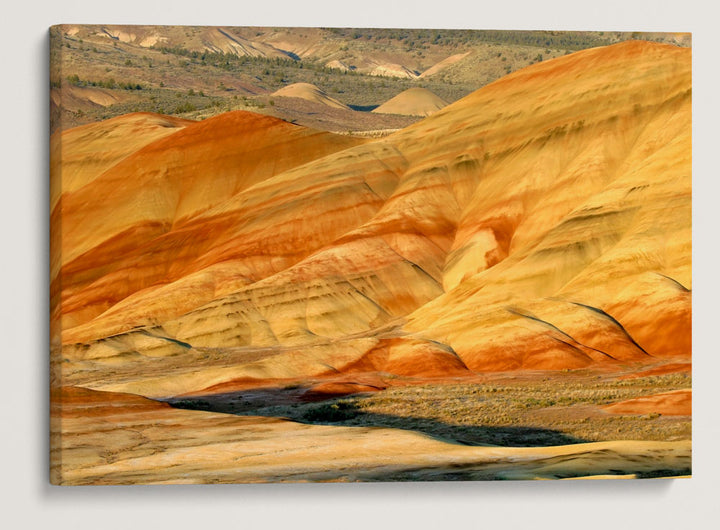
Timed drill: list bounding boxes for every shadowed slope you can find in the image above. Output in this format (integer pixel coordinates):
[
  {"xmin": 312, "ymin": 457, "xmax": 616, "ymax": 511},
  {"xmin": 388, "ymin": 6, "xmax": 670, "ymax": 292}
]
[{"xmin": 52, "ymin": 386, "xmax": 690, "ymax": 484}]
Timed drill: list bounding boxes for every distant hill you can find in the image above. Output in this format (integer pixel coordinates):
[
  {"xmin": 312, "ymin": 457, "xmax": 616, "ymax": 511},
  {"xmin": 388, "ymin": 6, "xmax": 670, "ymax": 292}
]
[
  {"xmin": 49, "ymin": 25, "xmax": 690, "ymax": 132},
  {"xmin": 272, "ymin": 82, "xmax": 350, "ymax": 110},
  {"xmin": 372, "ymin": 87, "xmax": 448, "ymax": 116}
]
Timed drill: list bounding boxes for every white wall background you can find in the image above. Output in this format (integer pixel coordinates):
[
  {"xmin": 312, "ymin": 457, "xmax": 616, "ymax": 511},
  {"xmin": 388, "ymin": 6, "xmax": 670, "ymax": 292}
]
[{"xmin": 2, "ymin": 1, "xmax": 717, "ymax": 528}]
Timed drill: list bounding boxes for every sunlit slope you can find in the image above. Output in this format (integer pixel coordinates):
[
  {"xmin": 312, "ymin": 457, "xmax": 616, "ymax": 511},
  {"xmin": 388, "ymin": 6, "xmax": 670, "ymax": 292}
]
[
  {"xmin": 53, "ymin": 111, "xmax": 366, "ymax": 336},
  {"xmin": 50, "ymin": 112, "xmax": 193, "ymax": 210},
  {"xmin": 272, "ymin": 82, "xmax": 351, "ymax": 110},
  {"xmin": 372, "ymin": 87, "xmax": 449, "ymax": 116},
  {"xmin": 60, "ymin": 140, "xmax": 411, "ymax": 347},
  {"xmin": 56, "ymin": 41, "xmax": 691, "ymax": 394},
  {"xmin": 394, "ymin": 40, "xmax": 691, "ymax": 370}
]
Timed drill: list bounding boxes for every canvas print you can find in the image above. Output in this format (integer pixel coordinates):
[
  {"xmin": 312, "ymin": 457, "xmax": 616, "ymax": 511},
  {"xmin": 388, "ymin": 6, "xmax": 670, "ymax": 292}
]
[{"xmin": 49, "ymin": 25, "xmax": 691, "ymax": 485}]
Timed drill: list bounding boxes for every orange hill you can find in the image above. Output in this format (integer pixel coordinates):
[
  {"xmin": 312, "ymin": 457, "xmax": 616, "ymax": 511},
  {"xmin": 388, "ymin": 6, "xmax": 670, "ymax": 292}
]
[
  {"xmin": 51, "ymin": 111, "xmax": 366, "ymax": 339},
  {"xmin": 603, "ymin": 390, "xmax": 692, "ymax": 416},
  {"xmin": 53, "ymin": 41, "xmax": 691, "ymax": 398},
  {"xmin": 50, "ymin": 112, "xmax": 193, "ymax": 210}
]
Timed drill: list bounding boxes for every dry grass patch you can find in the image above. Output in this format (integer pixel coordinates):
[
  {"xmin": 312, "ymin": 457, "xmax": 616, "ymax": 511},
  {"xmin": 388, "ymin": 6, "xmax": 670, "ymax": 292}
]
[{"xmin": 171, "ymin": 371, "xmax": 691, "ymax": 447}]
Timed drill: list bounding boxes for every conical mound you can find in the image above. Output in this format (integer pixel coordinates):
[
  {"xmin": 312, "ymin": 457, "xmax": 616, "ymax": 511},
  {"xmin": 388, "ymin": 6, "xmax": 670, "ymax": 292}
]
[{"xmin": 372, "ymin": 87, "xmax": 449, "ymax": 116}]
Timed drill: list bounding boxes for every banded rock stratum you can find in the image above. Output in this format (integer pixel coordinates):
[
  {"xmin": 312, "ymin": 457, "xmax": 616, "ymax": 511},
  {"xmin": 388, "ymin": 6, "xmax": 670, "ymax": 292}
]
[{"xmin": 51, "ymin": 40, "xmax": 691, "ymax": 400}]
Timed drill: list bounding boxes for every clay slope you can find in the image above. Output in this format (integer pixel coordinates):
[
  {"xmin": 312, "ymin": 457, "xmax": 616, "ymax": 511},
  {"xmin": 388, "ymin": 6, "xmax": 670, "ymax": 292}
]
[
  {"xmin": 370, "ymin": 63, "xmax": 419, "ymax": 79},
  {"xmin": 52, "ymin": 111, "xmax": 366, "ymax": 339},
  {"xmin": 50, "ymin": 112, "xmax": 194, "ymax": 210},
  {"xmin": 373, "ymin": 87, "xmax": 449, "ymax": 116},
  {"xmin": 419, "ymin": 52, "xmax": 471, "ymax": 78},
  {"xmin": 92, "ymin": 24, "xmax": 291, "ymax": 59},
  {"xmin": 55, "ymin": 41, "xmax": 691, "ymax": 397},
  {"xmin": 272, "ymin": 83, "xmax": 350, "ymax": 110},
  {"xmin": 397, "ymin": 40, "xmax": 691, "ymax": 371},
  {"xmin": 200, "ymin": 27, "xmax": 292, "ymax": 59}
]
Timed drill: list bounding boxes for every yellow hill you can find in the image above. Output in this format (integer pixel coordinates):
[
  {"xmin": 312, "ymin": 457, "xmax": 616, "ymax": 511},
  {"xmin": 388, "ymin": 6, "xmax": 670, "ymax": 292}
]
[
  {"xmin": 373, "ymin": 87, "xmax": 449, "ymax": 116},
  {"xmin": 272, "ymin": 82, "xmax": 350, "ymax": 110},
  {"xmin": 419, "ymin": 52, "xmax": 470, "ymax": 78}
]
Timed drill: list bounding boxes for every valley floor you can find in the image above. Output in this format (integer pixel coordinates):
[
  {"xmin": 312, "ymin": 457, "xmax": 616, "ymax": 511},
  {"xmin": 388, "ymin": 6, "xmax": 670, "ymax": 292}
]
[{"xmin": 51, "ymin": 362, "xmax": 691, "ymax": 485}]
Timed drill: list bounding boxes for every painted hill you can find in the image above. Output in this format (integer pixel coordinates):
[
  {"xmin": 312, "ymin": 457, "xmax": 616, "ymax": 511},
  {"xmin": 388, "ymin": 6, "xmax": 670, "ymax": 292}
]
[
  {"xmin": 53, "ymin": 41, "xmax": 691, "ymax": 400},
  {"xmin": 372, "ymin": 87, "xmax": 449, "ymax": 116},
  {"xmin": 396, "ymin": 40, "xmax": 691, "ymax": 371},
  {"xmin": 50, "ymin": 112, "xmax": 193, "ymax": 210},
  {"xmin": 51, "ymin": 111, "xmax": 366, "ymax": 341},
  {"xmin": 272, "ymin": 82, "xmax": 350, "ymax": 110}
]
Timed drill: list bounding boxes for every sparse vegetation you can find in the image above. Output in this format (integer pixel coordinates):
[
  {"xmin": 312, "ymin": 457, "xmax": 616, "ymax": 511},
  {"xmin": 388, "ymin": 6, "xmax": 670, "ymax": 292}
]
[
  {"xmin": 173, "ymin": 102, "xmax": 197, "ymax": 114},
  {"xmin": 302, "ymin": 401, "xmax": 360, "ymax": 422},
  {"xmin": 171, "ymin": 372, "xmax": 691, "ymax": 448},
  {"xmin": 50, "ymin": 25, "xmax": 689, "ymax": 132},
  {"xmin": 65, "ymin": 74, "xmax": 143, "ymax": 90}
]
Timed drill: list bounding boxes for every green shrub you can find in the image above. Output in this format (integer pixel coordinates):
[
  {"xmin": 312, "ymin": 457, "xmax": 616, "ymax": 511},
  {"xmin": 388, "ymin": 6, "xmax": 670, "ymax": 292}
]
[
  {"xmin": 302, "ymin": 401, "xmax": 360, "ymax": 423},
  {"xmin": 174, "ymin": 102, "xmax": 197, "ymax": 114}
]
